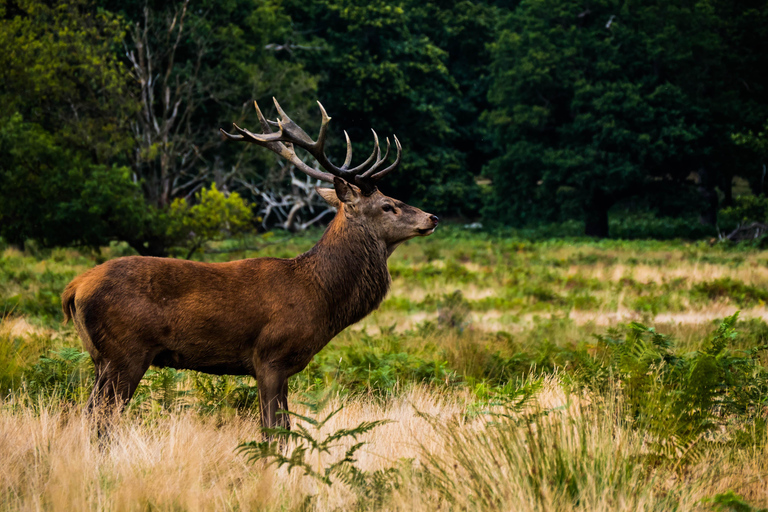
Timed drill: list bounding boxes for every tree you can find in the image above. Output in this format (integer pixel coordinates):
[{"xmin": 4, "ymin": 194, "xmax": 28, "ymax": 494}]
[
  {"xmin": 113, "ymin": 0, "xmax": 314, "ymax": 207},
  {"xmin": 0, "ymin": 0, "xmax": 136, "ymax": 163},
  {"xmin": 713, "ymin": 0, "xmax": 768, "ymax": 201},
  {"xmin": 0, "ymin": 114, "xmax": 144, "ymax": 249},
  {"xmin": 733, "ymin": 119, "xmax": 768, "ymax": 195},
  {"xmin": 484, "ymin": 0, "xmax": 768, "ymax": 236},
  {"xmin": 236, "ymin": 167, "xmax": 336, "ymax": 232},
  {"xmin": 101, "ymin": 0, "xmax": 321, "ymax": 253},
  {"xmin": 0, "ymin": 0, "xmax": 146, "ymax": 249},
  {"xmin": 283, "ymin": 0, "xmax": 500, "ymax": 214},
  {"xmin": 1, "ymin": 0, "xmax": 322, "ymax": 253}
]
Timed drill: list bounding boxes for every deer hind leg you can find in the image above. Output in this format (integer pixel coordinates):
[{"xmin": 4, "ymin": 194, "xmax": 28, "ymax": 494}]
[
  {"xmin": 86, "ymin": 353, "xmax": 153, "ymax": 431},
  {"xmin": 256, "ymin": 368, "xmax": 290, "ymax": 435},
  {"xmin": 86, "ymin": 359, "xmax": 108, "ymax": 414}
]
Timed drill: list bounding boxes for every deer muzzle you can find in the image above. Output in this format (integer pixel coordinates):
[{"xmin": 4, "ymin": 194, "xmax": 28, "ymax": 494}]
[{"xmin": 417, "ymin": 214, "xmax": 439, "ymax": 235}]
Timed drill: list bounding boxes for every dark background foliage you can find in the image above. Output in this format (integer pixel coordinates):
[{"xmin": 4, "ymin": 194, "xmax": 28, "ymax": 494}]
[{"xmin": 2, "ymin": 0, "xmax": 768, "ymax": 251}]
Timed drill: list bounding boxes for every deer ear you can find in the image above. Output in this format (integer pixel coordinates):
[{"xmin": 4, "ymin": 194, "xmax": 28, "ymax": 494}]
[
  {"xmin": 316, "ymin": 186, "xmax": 340, "ymax": 208},
  {"xmin": 333, "ymin": 177, "xmax": 360, "ymax": 205}
]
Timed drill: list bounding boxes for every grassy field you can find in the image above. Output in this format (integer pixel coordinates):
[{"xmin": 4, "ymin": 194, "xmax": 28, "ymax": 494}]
[{"xmin": 2, "ymin": 227, "xmax": 768, "ymax": 510}]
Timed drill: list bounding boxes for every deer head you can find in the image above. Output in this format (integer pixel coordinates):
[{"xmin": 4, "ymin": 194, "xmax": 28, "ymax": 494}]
[{"xmin": 221, "ymin": 99, "xmax": 439, "ymax": 250}]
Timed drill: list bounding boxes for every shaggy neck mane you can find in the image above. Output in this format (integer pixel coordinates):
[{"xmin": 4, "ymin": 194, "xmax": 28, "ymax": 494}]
[{"xmin": 296, "ymin": 207, "xmax": 391, "ymax": 334}]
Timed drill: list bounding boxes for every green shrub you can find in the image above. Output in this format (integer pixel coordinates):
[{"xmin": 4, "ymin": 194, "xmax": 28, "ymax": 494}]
[
  {"xmin": 720, "ymin": 195, "xmax": 768, "ymax": 227},
  {"xmin": 302, "ymin": 344, "xmax": 457, "ymax": 398},
  {"xmin": 193, "ymin": 373, "xmax": 259, "ymax": 413},
  {"xmin": 578, "ymin": 314, "xmax": 768, "ymax": 462},
  {"xmin": 630, "ymin": 293, "xmax": 681, "ymax": 315},
  {"xmin": 131, "ymin": 367, "xmax": 189, "ymax": 411},
  {"xmin": 167, "ymin": 184, "xmax": 254, "ymax": 259},
  {"xmin": 24, "ymin": 348, "xmax": 93, "ymax": 404},
  {"xmin": 0, "ymin": 330, "xmax": 49, "ymax": 397},
  {"xmin": 569, "ymin": 292, "xmax": 600, "ymax": 310},
  {"xmin": 705, "ymin": 490, "xmax": 768, "ymax": 512},
  {"xmin": 691, "ymin": 278, "xmax": 768, "ymax": 307},
  {"xmin": 609, "ymin": 213, "xmax": 716, "ymax": 240}
]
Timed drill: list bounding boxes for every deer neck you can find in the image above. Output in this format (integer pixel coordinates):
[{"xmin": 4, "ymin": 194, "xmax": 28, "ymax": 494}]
[{"xmin": 298, "ymin": 211, "xmax": 391, "ymax": 334}]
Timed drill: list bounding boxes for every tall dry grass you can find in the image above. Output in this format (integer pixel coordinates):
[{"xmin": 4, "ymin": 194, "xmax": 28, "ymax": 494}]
[
  {"xmin": 2, "ymin": 378, "xmax": 766, "ymax": 511},
  {"xmin": 0, "ymin": 387, "xmax": 465, "ymax": 511}
]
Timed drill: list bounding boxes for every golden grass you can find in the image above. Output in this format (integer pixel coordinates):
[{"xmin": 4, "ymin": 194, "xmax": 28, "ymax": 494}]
[
  {"xmin": 359, "ymin": 305, "xmax": 768, "ymax": 335},
  {"xmin": 579, "ymin": 261, "xmax": 768, "ymax": 287},
  {"xmin": 2, "ymin": 379, "xmax": 766, "ymax": 511},
  {"xmin": 0, "ymin": 317, "xmax": 49, "ymax": 339},
  {"xmin": 0, "ymin": 387, "xmax": 467, "ymax": 511}
]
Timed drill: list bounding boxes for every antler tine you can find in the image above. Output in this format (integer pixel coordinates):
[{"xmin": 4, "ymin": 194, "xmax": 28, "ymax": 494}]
[
  {"xmin": 253, "ymin": 100, "xmax": 272, "ymax": 133},
  {"xmin": 344, "ymin": 129, "xmax": 380, "ymax": 175},
  {"xmin": 272, "ymin": 97, "xmax": 315, "ymax": 148},
  {"xmin": 359, "ymin": 136, "xmax": 391, "ymax": 179},
  {"xmin": 314, "ymin": 101, "xmax": 332, "ymax": 162},
  {"xmin": 340, "ymin": 130, "xmax": 353, "ymax": 170},
  {"xmin": 221, "ymin": 101, "xmax": 337, "ymax": 184},
  {"xmin": 231, "ymin": 123, "xmax": 284, "ymax": 143},
  {"xmin": 369, "ymin": 134, "xmax": 402, "ymax": 181},
  {"xmin": 267, "ymin": 99, "xmax": 347, "ymax": 176},
  {"xmin": 220, "ymin": 127, "xmax": 245, "ymax": 141}
]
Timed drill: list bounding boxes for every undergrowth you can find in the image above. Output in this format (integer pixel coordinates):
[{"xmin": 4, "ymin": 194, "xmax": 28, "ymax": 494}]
[
  {"xmin": 4, "ymin": 233, "xmax": 768, "ymax": 509},
  {"xmin": 576, "ymin": 313, "xmax": 768, "ymax": 466}
]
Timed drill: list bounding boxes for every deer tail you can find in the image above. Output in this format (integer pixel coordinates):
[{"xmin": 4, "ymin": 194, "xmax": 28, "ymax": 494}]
[{"xmin": 61, "ymin": 277, "xmax": 81, "ymax": 325}]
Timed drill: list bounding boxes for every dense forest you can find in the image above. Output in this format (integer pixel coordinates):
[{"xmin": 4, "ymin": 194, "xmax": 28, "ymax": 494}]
[{"xmin": 2, "ymin": 0, "xmax": 768, "ymax": 254}]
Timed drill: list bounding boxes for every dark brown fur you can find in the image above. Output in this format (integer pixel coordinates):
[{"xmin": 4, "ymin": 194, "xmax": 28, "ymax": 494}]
[{"xmin": 62, "ymin": 178, "xmax": 437, "ymax": 430}]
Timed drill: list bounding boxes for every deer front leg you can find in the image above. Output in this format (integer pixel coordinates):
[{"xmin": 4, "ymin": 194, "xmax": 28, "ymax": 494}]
[
  {"xmin": 256, "ymin": 367, "xmax": 290, "ymax": 436},
  {"xmin": 278, "ymin": 378, "xmax": 290, "ymax": 430}
]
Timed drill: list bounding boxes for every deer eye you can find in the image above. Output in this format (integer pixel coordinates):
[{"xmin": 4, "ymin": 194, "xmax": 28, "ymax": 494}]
[{"xmin": 382, "ymin": 204, "xmax": 395, "ymax": 213}]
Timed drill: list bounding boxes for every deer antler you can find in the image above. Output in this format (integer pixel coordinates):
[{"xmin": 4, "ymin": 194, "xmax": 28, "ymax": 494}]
[{"xmin": 220, "ymin": 98, "xmax": 401, "ymax": 195}]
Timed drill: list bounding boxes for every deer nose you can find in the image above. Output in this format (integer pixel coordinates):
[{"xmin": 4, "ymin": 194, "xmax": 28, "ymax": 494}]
[{"xmin": 430, "ymin": 215, "xmax": 439, "ymax": 225}]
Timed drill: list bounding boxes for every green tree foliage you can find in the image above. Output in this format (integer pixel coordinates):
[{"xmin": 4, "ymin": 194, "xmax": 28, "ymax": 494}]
[
  {"xmin": 0, "ymin": 0, "xmax": 152, "ymax": 250},
  {"xmin": 733, "ymin": 118, "xmax": 768, "ymax": 190},
  {"xmin": 0, "ymin": 0, "xmax": 136, "ymax": 162},
  {"xmin": 4, "ymin": 0, "xmax": 768, "ymax": 247},
  {"xmin": 284, "ymin": 0, "xmax": 499, "ymax": 214},
  {"xmin": 92, "ymin": 0, "xmax": 320, "ymax": 254},
  {"xmin": 0, "ymin": 0, "xmax": 314, "ymax": 254},
  {"xmin": 99, "ymin": 0, "xmax": 318, "ymax": 209},
  {"xmin": 484, "ymin": 0, "xmax": 768, "ymax": 236},
  {"xmin": 0, "ymin": 114, "xmax": 144, "ymax": 249},
  {"xmin": 720, "ymin": 195, "xmax": 768, "ymax": 226}
]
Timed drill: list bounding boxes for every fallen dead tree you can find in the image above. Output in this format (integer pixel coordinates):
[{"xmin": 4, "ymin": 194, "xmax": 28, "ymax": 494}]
[
  {"xmin": 719, "ymin": 222, "xmax": 768, "ymax": 242},
  {"xmin": 236, "ymin": 164, "xmax": 336, "ymax": 232}
]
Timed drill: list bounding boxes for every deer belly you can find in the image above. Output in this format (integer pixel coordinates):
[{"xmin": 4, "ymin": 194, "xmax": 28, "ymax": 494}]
[{"xmin": 151, "ymin": 349, "xmax": 253, "ymax": 376}]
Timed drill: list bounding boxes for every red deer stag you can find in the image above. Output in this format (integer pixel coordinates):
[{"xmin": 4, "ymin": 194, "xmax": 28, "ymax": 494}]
[{"xmin": 62, "ymin": 99, "xmax": 439, "ymax": 431}]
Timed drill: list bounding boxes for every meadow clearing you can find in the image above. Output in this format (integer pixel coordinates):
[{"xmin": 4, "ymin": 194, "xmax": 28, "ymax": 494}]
[{"xmin": 2, "ymin": 226, "xmax": 768, "ymax": 511}]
